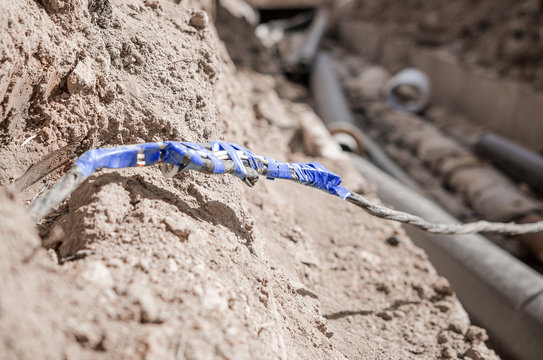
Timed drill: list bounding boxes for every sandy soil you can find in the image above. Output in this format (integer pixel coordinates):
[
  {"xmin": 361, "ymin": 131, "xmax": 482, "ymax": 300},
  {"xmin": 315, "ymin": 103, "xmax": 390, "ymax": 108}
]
[
  {"xmin": 1, "ymin": 0, "xmax": 498, "ymax": 359},
  {"xmin": 350, "ymin": 0, "xmax": 543, "ymax": 90}
]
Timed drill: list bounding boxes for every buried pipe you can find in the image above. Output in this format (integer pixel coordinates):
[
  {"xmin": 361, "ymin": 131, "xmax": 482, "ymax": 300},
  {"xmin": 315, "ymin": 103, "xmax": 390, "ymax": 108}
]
[
  {"xmin": 349, "ymin": 153, "xmax": 543, "ymax": 360},
  {"xmin": 286, "ymin": 8, "xmax": 329, "ymax": 74},
  {"xmin": 255, "ymin": 11, "xmax": 314, "ymax": 48},
  {"xmin": 361, "ymin": 104, "xmax": 543, "ymax": 261},
  {"xmin": 475, "ymin": 133, "xmax": 543, "ymax": 196},
  {"xmin": 386, "ymin": 68, "xmax": 430, "ymax": 114},
  {"xmin": 310, "ymin": 51, "xmax": 420, "ymax": 190}
]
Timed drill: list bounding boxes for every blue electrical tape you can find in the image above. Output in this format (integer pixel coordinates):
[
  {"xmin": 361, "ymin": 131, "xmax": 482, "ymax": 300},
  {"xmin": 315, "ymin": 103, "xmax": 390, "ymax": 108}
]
[
  {"xmin": 74, "ymin": 141, "xmax": 351, "ymax": 199},
  {"xmin": 183, "ymin": 142, "xmax": 224, "ymax": 174},
  {"xmin": 290, "ymin": 162, "xmax": 350, "ymax": 199},
  {"xmin": 265, "ymin": 157, "xmax": 291, "ymax": 180},
  {"xmin": 75, "ymin": 143, "xmax": 163, "ymax": 178},
  {"xmin": 210, "ymin": 141, "xmax": 247, "ymax": 179},
  {"xmin": 163, "ymin": 142, "xmax": 203, "ymax": 171}
]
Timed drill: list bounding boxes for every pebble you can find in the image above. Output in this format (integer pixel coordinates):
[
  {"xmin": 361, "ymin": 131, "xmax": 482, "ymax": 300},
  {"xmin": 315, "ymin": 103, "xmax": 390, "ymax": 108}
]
[
  {"xmin": 465, "ymin": 326, "xmax": 489, "ymax": 344},
  {"xmin": 464, "ymin": 345, "xmax": 487, "ymax": 360},
  {"xmin": 189, "ymin": 11, "xmax": 208, "ymax": 30},
  {"xmin": 432, "ymin": 276, "xmax": 454, "ymax": 296},
  {"xmin": 385, "ymin": 236, "xmax": 401, "ymax": 246},
  {"xmin": 448, "ymin": 309, "xmax": 470, "ymax": 335},
  {"xmin": 66, "ymin": 319, "xmax": 103, "ymax": 348},
  {"xmin": 164, "ymin": 216, "xmax": 192, "ymax": 241},
  {"xmin": 67, "ymin": 60, "xmax": 96, "ymax": 95},
  {"xmin": 445, "ymin": 302, "xmax": 470, "ymax": 336},
  {"xmin": 437, "ymin": 332, "xmax": 448, "ymax": 344},
  {"xmin": 441, "ymin": 346, "xmax": 456, "ymax": 359},
  {"xmin": 290, "ymin": 280, "xmax": 319, "ymax": 299},
  {"xmin": 377, "ymin": 311, "xmax": 393, "ymax": 321},
  {"xmin": 435, "ymin": 300, "xmax": 452, "ymax": 312}
]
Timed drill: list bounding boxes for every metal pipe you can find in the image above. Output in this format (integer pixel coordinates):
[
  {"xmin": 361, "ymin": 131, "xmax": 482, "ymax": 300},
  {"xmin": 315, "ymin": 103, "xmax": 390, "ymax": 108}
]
[
  {"xmin": 349, "ymin": 153, "xmax": 543, "ymax": 360},
  {"xmin": 475, "ymin": 133, "xmax": 543, "ymax": 196},
  {"xmin": 310, "ymin": 51, "xmax": 420, "ymax": 190}
]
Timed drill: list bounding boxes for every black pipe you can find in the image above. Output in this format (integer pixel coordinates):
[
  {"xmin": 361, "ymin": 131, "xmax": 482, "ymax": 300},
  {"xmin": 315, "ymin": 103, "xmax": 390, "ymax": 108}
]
[
  {"xmin": 475, "ymin": 133, "xmax": 543, "ymax": 196},
  {"xmin": 310, "ymin": 51, "xmax": 420, "ymax": 190},
  {"xmin": 349, "ymin": 153, "xmax": 543, "ymax": 360}
]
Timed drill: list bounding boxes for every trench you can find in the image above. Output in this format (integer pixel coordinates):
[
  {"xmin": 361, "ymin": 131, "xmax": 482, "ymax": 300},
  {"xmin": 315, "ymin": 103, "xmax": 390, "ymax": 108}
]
[{"xmin": 243, "ymin": 4, "xmax": 543, "ymax": 360}]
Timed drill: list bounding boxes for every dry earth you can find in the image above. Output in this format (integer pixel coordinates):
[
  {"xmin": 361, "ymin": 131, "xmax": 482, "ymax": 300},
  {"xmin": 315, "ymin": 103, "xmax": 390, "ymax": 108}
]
[
  {"xmin": 350, "ymin": 0, "xmax": 543, "ymax": 90},
  {"xmin": 1, "ymin": 0, "xmax": 498, "ymax": 359}
]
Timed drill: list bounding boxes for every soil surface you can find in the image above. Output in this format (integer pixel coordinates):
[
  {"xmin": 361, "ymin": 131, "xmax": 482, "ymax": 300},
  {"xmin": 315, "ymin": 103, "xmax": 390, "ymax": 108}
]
[
  {"xmin": 350, "ymin": 0, "xmax": 543, "ymax": 90},
  {"xmin": 1, "ymin": 0, "xmax": 498, "ymax": 359}
]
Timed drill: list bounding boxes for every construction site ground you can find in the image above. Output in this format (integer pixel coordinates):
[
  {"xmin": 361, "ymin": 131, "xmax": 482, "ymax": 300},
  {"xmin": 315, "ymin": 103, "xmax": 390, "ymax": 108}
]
[{"xmin": 0, "ymin": 1, "xmax": 502, "ymax": 359}]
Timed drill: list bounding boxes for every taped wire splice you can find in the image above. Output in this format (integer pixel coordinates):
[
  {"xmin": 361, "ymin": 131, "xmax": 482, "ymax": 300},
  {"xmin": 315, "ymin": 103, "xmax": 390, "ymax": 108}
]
[
  {"xmin": 29, "ymin": 141, "xmax": 350, "ymax": 221},
  {"xmin": 28, "ymin": 141, "xmax": 543, "ymax": 235}
]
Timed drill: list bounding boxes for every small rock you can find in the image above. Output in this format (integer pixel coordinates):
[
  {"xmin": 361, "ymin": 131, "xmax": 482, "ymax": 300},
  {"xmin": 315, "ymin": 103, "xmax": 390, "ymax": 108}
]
[
  {"xmin": 375, "ymin": 282, "xmax": 390, "ymax": 294},
  {"xmin": 290, "ymin": 280, "xmax": 319, "ymax": 299},
  {"xmin": 465, "ymin": 326, "xmax": 489, "ymax": 344},
  {"xmin": 377, "ymin": 311, "xmax": 393, "ymax": 321},
  {"xmin": 164, "ymin": 216, "xmax": 192, "ymax": 241},
  {"xmin": 144, "ymin": 0, "xmax": 160, "ymax": 9},
  {"xmin": 437, "ymin": 332, "xmax": 448, "ymax": 344},
  {"xmin": 448, "ymin": 304, "xmax": 470, "ymax": 335},
  {"xmin": 432, "ymin": 276, "xmax": 454, "ymax": 296},
  {"xmin": 66, "ymin": 319, "xmax": 103, "ymax": 349},
  {"xmin": 464, "ymin": 345, "xmax": 488, "ymax": 360},
  {"xmin": 413, "ymin": 283, "xmax": 434, "ymax": 299},
  {"xmin": 41, "ymin": 0, "xmax": 62, "ymax": 13},
  {"xmin": 435, "ymin": 300, "xmax": 452, "ymax": 312},
  {"xmin": 189, "ymin": 11, "xmax": 208, "ymax": 30},
  {"xmin": 122, "ymin": 55, "xmax": 135, "ymax": 67},
  {"xmin": 441, "ymin": 346, "xmax": 456, "ymax": 359},
  {"xmin": 67, "ymin": 61, "xmax": 96, "ymax": 95},
  {"xmin": 385, "ymin": 236, "xmax": 401, "ymax": 246}
]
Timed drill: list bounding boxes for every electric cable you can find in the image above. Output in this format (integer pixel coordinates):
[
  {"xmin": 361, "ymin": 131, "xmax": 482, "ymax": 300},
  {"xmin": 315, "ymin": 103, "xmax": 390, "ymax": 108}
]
[{"xmin": 28, "ymin": 141, "xmax": 543, "ymax": 235}]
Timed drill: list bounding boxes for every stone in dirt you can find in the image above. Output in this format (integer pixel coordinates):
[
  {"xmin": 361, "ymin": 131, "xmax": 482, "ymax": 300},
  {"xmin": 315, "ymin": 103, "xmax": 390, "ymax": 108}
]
[{"xmin": 67, "ymin": 61, "xmax": 96, "ymax": 95}]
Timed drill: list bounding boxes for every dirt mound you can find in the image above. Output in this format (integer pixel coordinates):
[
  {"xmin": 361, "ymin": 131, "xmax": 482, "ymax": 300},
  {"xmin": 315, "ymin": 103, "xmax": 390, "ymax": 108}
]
[
  {"xmin": 1, "ymin": 0, "xmax": 498, "ymax": 359},
  {"xmin": 350, "ymin": 0, "xmax": 543, "ymax": 89}
]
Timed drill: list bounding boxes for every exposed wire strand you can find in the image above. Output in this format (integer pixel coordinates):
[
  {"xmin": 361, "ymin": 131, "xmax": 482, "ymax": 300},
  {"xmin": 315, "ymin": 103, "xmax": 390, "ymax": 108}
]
[{"xmin": 346, "ymin": 193, "xmax": 543, "ymax": 235}]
